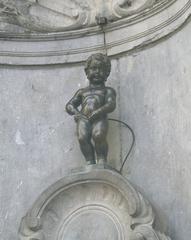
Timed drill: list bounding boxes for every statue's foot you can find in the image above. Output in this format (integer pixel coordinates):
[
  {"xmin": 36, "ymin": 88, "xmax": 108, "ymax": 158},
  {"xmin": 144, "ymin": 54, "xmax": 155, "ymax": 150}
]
[
  {"xmin": 97, "ymin": 159, "xmax": 106, "ymax": 165},
  {"xmin": 86, "ymin": 160, "xmax": 96, "ymax": 165}
]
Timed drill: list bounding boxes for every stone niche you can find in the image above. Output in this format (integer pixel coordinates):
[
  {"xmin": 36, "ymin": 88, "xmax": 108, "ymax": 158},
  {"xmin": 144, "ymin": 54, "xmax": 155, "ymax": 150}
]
[{"xmin": 1, "ymin": 1, "xmax": 191, "ymax": 240}]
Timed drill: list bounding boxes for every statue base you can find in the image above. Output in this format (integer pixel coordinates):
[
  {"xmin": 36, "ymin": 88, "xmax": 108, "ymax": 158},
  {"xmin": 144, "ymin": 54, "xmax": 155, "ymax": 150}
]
[{"xmin": 19, "ymin": 165, "xmax": 171, "ymax": 240}]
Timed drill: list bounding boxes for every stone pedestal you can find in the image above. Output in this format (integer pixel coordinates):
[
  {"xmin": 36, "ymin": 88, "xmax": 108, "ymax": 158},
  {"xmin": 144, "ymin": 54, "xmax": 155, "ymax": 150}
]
[{"xmin": 19, "ymin": 166, "xmax": 170, "ymax": 240}]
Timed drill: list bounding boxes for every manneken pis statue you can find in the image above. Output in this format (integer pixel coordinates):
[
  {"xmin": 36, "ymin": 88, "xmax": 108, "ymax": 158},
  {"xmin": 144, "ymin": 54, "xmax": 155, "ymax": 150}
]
[{"xmin": 66, "ymin": 53, "xmax": 116, "ymax": 165}]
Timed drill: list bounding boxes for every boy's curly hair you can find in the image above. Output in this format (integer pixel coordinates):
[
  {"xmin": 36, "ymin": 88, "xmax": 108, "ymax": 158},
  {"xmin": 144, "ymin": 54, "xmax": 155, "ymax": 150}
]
[{"xmin": 84, "ymin": 53, "xmax": 111, "ymax": 80}]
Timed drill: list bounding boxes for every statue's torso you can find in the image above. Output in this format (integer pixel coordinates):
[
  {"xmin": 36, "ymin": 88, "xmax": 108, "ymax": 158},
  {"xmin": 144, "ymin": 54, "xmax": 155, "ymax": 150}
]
[{"xmin": 81, "ymin": 87, "xmax": 106, "ymax": 117}]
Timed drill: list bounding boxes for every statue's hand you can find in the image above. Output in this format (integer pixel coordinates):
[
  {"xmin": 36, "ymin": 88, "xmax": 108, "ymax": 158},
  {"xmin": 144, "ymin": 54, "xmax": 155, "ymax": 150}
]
[
  {"xmin": 89, "ymin": 109, "xmax": 103, "ymax": 122},
  {"xmin": 74, "ymin": 113, "xmax": 88, "ymax": 122}
]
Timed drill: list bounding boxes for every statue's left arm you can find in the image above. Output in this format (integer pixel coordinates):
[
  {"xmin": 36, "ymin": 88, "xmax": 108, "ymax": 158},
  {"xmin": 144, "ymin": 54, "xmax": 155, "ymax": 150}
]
[{"xmin": 102, "ymin": 87, "xmax": 116, "ymax": 113}]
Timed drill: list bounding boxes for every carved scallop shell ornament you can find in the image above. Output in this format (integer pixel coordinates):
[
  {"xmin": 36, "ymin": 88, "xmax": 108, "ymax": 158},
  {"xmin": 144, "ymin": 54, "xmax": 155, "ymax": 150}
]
[{"xmin": 19, "ymin": 166, "xmax": 171, "ymax": 240}]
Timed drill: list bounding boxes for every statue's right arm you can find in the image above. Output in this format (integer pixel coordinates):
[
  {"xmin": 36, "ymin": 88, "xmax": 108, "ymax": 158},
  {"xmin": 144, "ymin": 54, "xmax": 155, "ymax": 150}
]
[{"xmin": 65, "ymin": 89, "xmax": 82, "ymax": 115}]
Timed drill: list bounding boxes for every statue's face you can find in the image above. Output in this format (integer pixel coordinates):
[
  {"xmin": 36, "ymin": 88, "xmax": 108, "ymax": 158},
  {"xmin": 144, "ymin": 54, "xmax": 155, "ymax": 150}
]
[{"xmin": 87, "ymin": 59, "xmax": 106, "ymax": 84}]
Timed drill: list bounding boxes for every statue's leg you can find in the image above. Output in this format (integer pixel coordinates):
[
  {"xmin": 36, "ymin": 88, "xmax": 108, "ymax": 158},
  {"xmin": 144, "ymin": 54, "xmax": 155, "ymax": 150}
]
[
  {"xmin": 92, "ymin": 119, "xmax": 108, "ymax": 164},
  {"xmin": 77, "ymin": 119, "xmax": 95, "ymax": 165}
]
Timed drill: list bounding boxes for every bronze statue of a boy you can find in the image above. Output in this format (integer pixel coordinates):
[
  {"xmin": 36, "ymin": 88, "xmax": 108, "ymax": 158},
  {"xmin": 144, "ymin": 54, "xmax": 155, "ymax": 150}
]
[{"xmin": 66, "ymin": 53, "xmax": 116, "ymax": 165}]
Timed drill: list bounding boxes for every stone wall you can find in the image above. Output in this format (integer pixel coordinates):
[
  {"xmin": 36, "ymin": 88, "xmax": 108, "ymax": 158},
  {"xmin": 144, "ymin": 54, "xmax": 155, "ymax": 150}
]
[{"xmin": 0, "ymin": 7, "xmax": 191, "ymax": 240}]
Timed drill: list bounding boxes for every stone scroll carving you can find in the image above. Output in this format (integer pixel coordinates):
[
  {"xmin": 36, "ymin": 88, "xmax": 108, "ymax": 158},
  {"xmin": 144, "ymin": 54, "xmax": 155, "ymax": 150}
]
[
  {"xmin": 18, "ymin": 167, "xmax": 171, "ymax": 240},
  {"xmin": 112, "ymin": 0, "xmax": 160, "ymax": 18},
  {"xmin": 0, "ymin": 0, "xmax": 89, "ymax": 32},
  {"xmin": 0, "ymin": 0, "xmax": 169, "ymax": 32}
]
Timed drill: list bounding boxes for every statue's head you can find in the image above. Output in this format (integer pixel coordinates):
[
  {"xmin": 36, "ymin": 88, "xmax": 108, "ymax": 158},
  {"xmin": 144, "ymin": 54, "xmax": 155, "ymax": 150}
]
[{"xmin": 85, "ymin": 53, "xmax": 111, "ymax": 84}]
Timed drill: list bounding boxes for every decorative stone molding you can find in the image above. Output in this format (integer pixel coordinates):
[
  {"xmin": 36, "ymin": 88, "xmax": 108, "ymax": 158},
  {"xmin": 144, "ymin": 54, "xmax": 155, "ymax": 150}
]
[
  {"xmin": 112, "ymin": 0, "xmax": 159, "ymax": 19},
  {"xmin": 0, "ymin": 0, "xmax": 190, "ymax": 65},
  {"xmin": 0, "ymin": 0, "xmax": 89, "ymax": 32},
  {"xmin": 0, "ymin": 0, "xmax": 172, "ymax": 33},
  {"xmin": 18, "ymin": 167, "xmax": 171, "ymax": 240}
]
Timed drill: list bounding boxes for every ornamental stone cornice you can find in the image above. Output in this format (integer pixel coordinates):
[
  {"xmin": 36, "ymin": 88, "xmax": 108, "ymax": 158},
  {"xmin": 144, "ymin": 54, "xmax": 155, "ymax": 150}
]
[
  {"xmin": 0, "ymin": 0, "xmax": 174, "ymax": 33},
  {"xmin": 0, "ymin": 0, "xmax": 190, "ymax": 65}
]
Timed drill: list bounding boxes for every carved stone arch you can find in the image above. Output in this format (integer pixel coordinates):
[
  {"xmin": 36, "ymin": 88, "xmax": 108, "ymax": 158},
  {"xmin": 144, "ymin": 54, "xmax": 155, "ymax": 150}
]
[
  {"xmin": 0, "ymin": 0, "xmax": 190, "ymax": 65},
  {"xmin": 19, "ymin": 167, "xmax": 171, "ymax": 240}
]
